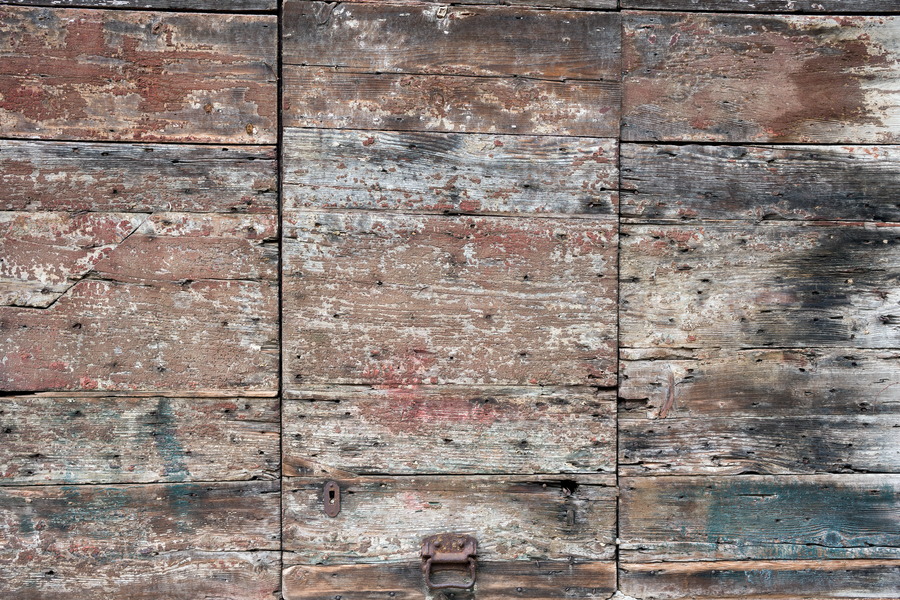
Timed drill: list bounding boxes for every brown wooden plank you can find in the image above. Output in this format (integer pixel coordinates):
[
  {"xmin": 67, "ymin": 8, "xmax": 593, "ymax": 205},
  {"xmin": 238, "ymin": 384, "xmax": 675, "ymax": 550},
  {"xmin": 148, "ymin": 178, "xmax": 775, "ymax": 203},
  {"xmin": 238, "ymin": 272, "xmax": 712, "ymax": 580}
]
[
  {"xmin": 283, "ymin": 67, "xmax": 621, "ymax": 137},
  {"xmin": 283, "ymin": 129, "xmax": 618, "ymax": 217},
  {"xmin": 283, "ymin": 2, "xmax": 620, "ymax": 81},
  {"xmin": 283, "ymin": 475, "xmax": 616, "ymax": 561},
  {"xmin": 283, "ymin": 212, "xmax": 617, "ymax": 387},
  {"xmin": 622, "ymin": 0, "xmax": 900, "ymax": 12},
  {"xmin": 620, "ymin": 475, "xmax": 900, "ymax": 562},
  {"xmin": 0, "ymin": 141, "xmax": 276, "ymax": 213},
  {"xmin": 284, "ymin": 385, "xmax": 615, "ymax": 476},
  {"xmin": 334, "ymin": 0, "xmax": 616, "ymax": 8},
  {"xmin": 0, "ymin": 0, "xmax": 276, "ymax": 10},
  {"xmin": 0, "ymin": 7, "xmax": 276, "ymax": 143},
  {"xmin": 622, "ymin": 12, "xmax": 900, "ymax": 143},
  {"xmin": 620, "ymin": 223, "xmax": 900, "ymax": 350},
  {"xmin": 0, "ymin": 395, "xmax": 279, "ymax": 484},
  {"xmin": 0, "ymin": 481, "xmax": 279, "ymax": 599},
  {"xmin": 621, "ymin": 144, "xmax": 900, "ymax": 223},
  {"xmin": 621, "ymin": 559, "xmax": 900, "ymax": 600},
  {"xmin": 283, "ymin": 560, "xmax": 617, "ymax": 600}
]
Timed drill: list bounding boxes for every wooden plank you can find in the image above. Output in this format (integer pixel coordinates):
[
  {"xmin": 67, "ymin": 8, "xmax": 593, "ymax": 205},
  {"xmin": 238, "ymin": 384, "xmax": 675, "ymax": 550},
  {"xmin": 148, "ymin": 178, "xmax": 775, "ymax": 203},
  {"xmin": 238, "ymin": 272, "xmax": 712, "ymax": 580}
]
[
  {"xmin": 620, "ymin": 475, "xmax": 900, "ymax": 562},
  {"xmin": 622, "ymin": 0, "xmax": 900, "ymax": 12},
  {"xmin": 283, "ymin": 2, "xmax": 620, "ymax": 82},
  {"xmin": 283, "ymin": 129, "xmax": 618, "ymax": 217},
  {"xmin": 0, "ymin": 141, "xmax": 276, "ymax": 213},
  {"xmin": 0, "ymin": 395, "xmax": 279, "ymax": 484},
  {"xmin": 622, "ymin": 13, "xmax": 900, "ymax": 143},
  {"xmin": 283, "ymin": 560, "xmax": 617, "ymax": 600},
  {"xmin": 620, "ymin": 559, "xmax": 900, "ymax": 600},
  {"xmin": 331, "ymin": 0, "xmax": 617, "ymax": 8},
  {"xmin": 0, "ymin": 0, "xmax": 276, "ymax": 10},
  {"xmin": 620, "ymin": 222, "xmax": 900, "ymax": 350},
  {"xmin": 283, "ymin": 67, "xmax": 620, "ymax": 137},
  {"xmin": 0, "ymin": 481, "xmax": 279, "ymax": 599},
  {"xmin": 0, "ymin": 7, "xmax": 276, "ymax": 143},
  {"xmin": 283, "ymin": 211, "xmax": 617, "ymax": 387},
  {"xmin": 283, "ymin": 475, "xmax": 616, "ymax": 561},
  {"xmin": 621, "ymin": 144, "xmax": 900, "ymax": 223},
  {"xmin": 283, "ymin": 386, "xmax": 615, "ymax": 476}
]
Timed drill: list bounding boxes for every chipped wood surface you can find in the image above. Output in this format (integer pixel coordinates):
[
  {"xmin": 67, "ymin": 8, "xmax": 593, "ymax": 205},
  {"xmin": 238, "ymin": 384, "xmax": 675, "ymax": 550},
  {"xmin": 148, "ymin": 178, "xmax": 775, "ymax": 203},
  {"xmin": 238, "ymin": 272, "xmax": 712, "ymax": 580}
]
[
  {"xmin": 622, "ymin": 0, "xmax": 900, "ymax": 12},
  {"xmin": 0, "ymin": 395, "xmax": 279, "ymax": 485},
  {"xmin": 2, "ymin": 0, "xmax": 276, "ymax": 10},
  {"xmin": 283, "ymin": 386, "xmax": 615, "ymax": 476},
  {"xmin": 283, "ymin": 475, "xmax": 616, "ymax": 561},
  {"xmin": 0, "ymin": 7, "xmax": 277, "ymax": 143},
  {"xmin": 283, "ymin": 211, "xmax": 617, "ymax": 387},
  {"xmin": 623, "ymin": 12, "xmax": 900, "ymax": 143},
  {"xmin": 283, "ymin": 129, "xmax": 618, "ymax": 217},
  {"xmin": 340, "ymin": 0, "xmax": 617, "ymax": 8}
]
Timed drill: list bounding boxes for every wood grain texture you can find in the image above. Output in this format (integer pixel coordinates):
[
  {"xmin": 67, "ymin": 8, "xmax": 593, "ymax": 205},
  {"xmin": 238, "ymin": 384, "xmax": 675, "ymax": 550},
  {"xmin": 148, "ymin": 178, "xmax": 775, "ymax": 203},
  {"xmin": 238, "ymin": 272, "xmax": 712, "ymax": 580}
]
[
  {"xmin": 623, "ymin": 12, "xmax": 900, "ymax": 143},
  {"xmin": 0, "ymin": 395, "xmax": 279, "ymax": 484},
  {"xmin": 283, "ymin": 129, "xmax": 618, "ymax": 217},
  {"xmin": 283, "ymin": 560, "xmax": 617, "ymax": 600},
  {"xmin": 622, "ymin": 0, "xmax": 900, "ymax": 12},
  {"xmin": 620, "ymin": 475, "xmax": 900, "ymax": 562},
  {"xmin": 621, "ymin": 144, "xmax": 900, "ymax": 223},
  {"xmin": 283, "ymin": 2, "xmax": 620, "ymax": 81},
  {"xmin": 0, "ymin": 481, "xmax": 279, "ymax": 599},
  {"xmin": 283, "ymin": 386, "xmax": 615, "ymax": 476},
  {"xmin": 620, "ymin": 223, "xmax": 900, "ymax": 350},
  {"xmin": 283, "ymin": 211, "xmax": 617, "ymax": 387},
  {"xmin": 0, "ymin": 141, "xmax": 276, "ymax": 213},
  {"xmin": 0, "ymin": 7, "xmax": 276, "ymax": 142},
  {"xmin": 0, "ymin": 0, "xmax": 275, "ymax": 10},
  {"xmin": 620, "ymin": 559, "xmax": 900, "ymax": 600},
  {"xmin": 331, "ymin": 0, "xmax": 616, "ymax": 8},
  {"xmin": 283, "ymin": 68, "xmax": 620, "ymax": 137},
  {"xmin": 283, "ymin": 475, "xmax": 616, "ymax": 560}
]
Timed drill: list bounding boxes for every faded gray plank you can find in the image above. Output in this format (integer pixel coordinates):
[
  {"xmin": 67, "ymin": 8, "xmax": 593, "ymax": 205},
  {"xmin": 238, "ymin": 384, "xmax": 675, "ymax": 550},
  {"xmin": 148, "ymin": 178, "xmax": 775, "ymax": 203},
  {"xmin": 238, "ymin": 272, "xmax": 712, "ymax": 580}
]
[
  {"xmin": 283, "ymin": 129, "xmax": 618, "ymax": 217},
  {"xmin": 621, "ymin": 144, "xmax": 900, "ymax": 223},
  {"xmin": 0, "ymin": 395, "xmax": 279, "ymax": 484},
  {"xmin": 284, "ymin": 386, "xmax": 615, "ymax": 476},
  {"xmin": 0, "ymin": 0, "xmax": 276, "ymax": 10},
  {"xmin": 622, "ymin": 0, "xmax": 900, "ymax": 11},
  {"xmin": 623, "ymin": 13, "xmax": 900, "ymax": 143}
]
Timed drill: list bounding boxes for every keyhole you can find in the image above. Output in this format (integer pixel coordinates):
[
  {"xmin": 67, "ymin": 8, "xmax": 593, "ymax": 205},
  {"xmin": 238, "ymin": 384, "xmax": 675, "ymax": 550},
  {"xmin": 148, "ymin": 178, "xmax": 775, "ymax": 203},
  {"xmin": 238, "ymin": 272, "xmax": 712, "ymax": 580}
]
[{"xmin": 329, "ymin": 489, "xmax": 336, "ymax": 503}]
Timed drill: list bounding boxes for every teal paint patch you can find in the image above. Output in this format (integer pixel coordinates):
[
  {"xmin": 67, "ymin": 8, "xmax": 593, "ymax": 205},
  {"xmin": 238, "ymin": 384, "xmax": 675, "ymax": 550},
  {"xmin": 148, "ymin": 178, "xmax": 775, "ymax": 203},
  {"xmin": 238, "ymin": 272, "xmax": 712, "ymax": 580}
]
[{"xmin": 148, "ymin": 397, "xmax": 190, "ymax": 481}]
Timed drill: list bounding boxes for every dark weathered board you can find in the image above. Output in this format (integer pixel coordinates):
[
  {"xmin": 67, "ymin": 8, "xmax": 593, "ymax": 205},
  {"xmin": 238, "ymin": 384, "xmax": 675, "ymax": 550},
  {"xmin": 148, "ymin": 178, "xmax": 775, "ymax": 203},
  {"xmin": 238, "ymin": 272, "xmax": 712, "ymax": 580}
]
[
  {"xmin": 282, "ymin": 560, "xmax": 617, "ymax": 600},
  {"xmin": 0, "ymin": 7, "xmax": 276, "ymax": 143},
  {"xmin": 0, "ymin": 395, "xmax": 279, "ymax": 484},
  {"xmin": 620, "ymin": 559, "xmax": 900, "ymax": 600},
  {"xmin": 283, "ymin": 475, "xmax": 616, "ymax": 560},
  {"xmin": 283, "ymin": 68, "xmax": 621, "ymax": 137},
  {"xmin": 334, "ymin": 0, "xmax": 616, "ymax": 8},
  {"xmin": 622, "ymin": 12, "xmax": 900, "ymax": 143},
  {"xmin": 620, "ymin": 223, "xmax": 900, "ymax": 350},
  {"xmin": 283, "ymin": 129, "xmax": 618, "ymax": 217},
  {"xmin": 621, "ymin": 144, "xmax": 900, "ymax": 223},
  {"xmin": 283, "ymin": 386, "xmax": 615, "ymax": 476},
  {"xmin": 622, "ymin": 0, "xmax": 900, "ymax": 11},
  {"xmin": 620, "ymin": 475, "xmax": 900, "ymax": 562},
  {"xmin": 1, "ymin": 0, "xmax": 276, "ymax": 10},
  {"xmin": 0, "ymin": 141, "xmax": 277, "ymax": 213},
  {"xmin": 283, "ymin": 212, "xmax": 617, "ymax": 387},
  {"xmin": 0, "ymin": 481, "xmax": 279, "ymax": 599}
]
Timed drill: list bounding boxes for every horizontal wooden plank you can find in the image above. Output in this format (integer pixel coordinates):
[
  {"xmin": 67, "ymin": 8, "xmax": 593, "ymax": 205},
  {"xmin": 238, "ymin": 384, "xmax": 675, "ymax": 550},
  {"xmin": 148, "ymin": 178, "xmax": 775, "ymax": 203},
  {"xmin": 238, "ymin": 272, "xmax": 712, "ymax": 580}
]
[
  {"xmin": 621, "ymin": 144, "xmax": 900, "ymax": 223},
  {"xmin": 0, "ymin": 395, "xmax": 278, "ymax": 484},
  {"xmin": 620, "ymin": 475, "xmax": 900, "ymax": 561},
  {"xmin": 283, "ymin": 2, "xmax": 620, "ymax": 82},
  {"xmin": 283, "ymin": 560, "xmax": 617, "ymax": 600},
  {"xmin": 320, "ymin": 0, "xmax": 617, "ymax": 8},
  {"xmin": 283, "ymin": 129, "xmax": 618, "ymax": 217},
  {"xmin": 284, "ymin": 386, "xmax": 615, "ymax": 476},
  {"xmin": 283, "ymin": 67, "xmax": 621, "ymax": 137},
  {"xmin": 623, "ymin": 13, "xmax": 900, "ymax": 143},
  {"xmin": 0, "ymin": 0, "xmax": 276, "ymax": 10},
  {"xmin": 0, "ymin": 141, "xmax": 276, "ymax": 213},
  {"xmin": 283, "ymin": 475, "xmax": 616, "ymax": 561},
  {"xmin": 0, "ymin": 7, "xmax": 276, "ymax": 143},
  {"xmin": 621, "ymin": 559, "xmax": 900, "ymax": 600},
  {"xmin": 622, "ymin": 0, "xmax": 900, "ymax": 12},
  {"xmin": 283, "ymin": 212, "xmax": 617, "ymax": 387},
  {"xmin": 620, "ymin": 223, "xmax": 900, "ymax": 350}
]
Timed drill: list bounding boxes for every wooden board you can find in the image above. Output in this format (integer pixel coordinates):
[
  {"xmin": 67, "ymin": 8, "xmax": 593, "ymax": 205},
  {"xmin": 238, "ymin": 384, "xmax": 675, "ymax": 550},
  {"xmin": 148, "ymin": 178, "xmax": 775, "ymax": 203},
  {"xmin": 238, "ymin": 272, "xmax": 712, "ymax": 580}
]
[
  {"xmin": 283, "ymin": 475, "xmax": 616, "ymax": 560},
  {"xmin": 0, "ymin": 395, "xmax": 279, "ymax": 484},
  {"xmin": 283, "ymin": 129, "xmax": 618, "ymax": 217},
  {"xmin": 331, "ymin": 0, "xmax": 617, "ymax": 8},
  {"xmin": 283, "ymin": 385, "xmax": 615, "ymax": 476},
  {"xmin": 620, "ymin": 222, "xmax": 900, "ymax": 350},
  {"xmin": 0, "ymin": 7, "xmax": 276, "ymax": 143},
  {"xmin": 622, "ymin": 12, "xmax": 900, "ymax": 143},
  {"xmin": 619, "ymin": 475, "xmax": 900, "ymax": 562},
  {"xmin": 283, "ymin": 211, "xmax": 617, "ymax": 387},
  {"xmin": 1, "ymin": 0, "xmax": 276, "ymax": 10},
  {"xmin": 622, "ymin": 0, "xmax": 900, "ymax": 12},
  {"xmin": 621, "ymin": 144, "xmax": 900, "ymax": 223}
]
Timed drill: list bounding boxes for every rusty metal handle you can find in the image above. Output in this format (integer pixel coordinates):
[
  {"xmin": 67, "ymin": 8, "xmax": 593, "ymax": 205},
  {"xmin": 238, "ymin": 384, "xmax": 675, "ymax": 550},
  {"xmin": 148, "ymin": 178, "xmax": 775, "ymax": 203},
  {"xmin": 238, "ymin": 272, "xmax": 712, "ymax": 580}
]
[
  {"xmin": 422, "ymin": 556, "xmax": 476, "ymax": 590},
  {"xmin": 421, "ymin": 534, "xmax": 477, "ymax": 590}
]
